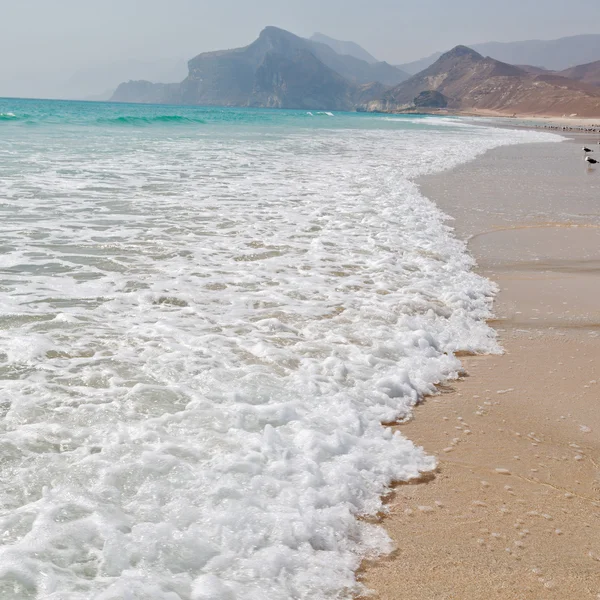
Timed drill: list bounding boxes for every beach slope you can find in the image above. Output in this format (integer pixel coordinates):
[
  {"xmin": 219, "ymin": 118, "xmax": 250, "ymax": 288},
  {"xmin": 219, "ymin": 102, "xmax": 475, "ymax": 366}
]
[{"xmin": 360, "ymin": 135, "xmax": 600, "ymax": 599}]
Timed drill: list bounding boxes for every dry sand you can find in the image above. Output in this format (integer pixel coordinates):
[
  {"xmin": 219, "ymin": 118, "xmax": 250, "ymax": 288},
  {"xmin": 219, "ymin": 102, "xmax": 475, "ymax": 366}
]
[
  {"xmin": 419, "ymin": 111, "xmax": 600, "ymax": 129},
  {"xmin": 359, "ymin": 135, "xmax": 600, "ymax": 599},
  {"xmin": 456, "ymin": 110, "xmax": 600, "ymax": 126}
]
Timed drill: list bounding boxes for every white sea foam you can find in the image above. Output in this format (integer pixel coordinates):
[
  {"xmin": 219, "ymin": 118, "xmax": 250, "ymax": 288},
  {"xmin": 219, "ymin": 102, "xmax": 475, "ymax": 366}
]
[
  {"xmin": 379, "ymin": 116, "xmax": 481, "ymax": 129},
  {"xmin": 0, "ymin": 115, "xmax": 560, "ymax": 599}
]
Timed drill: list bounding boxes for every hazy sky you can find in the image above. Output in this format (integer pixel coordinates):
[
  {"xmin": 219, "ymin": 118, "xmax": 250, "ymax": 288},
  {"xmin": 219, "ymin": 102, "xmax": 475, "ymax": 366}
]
[{"xmin": 1, "ymin": 0, "xmax": 599, "ymax": 98}]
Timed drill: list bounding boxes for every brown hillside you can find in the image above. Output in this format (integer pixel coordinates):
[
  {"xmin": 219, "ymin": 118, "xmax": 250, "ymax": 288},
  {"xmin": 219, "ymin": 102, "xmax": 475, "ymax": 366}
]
[
  {"xmin": 516, "ymin": 65, "xmax": 549, "ymax": 76},
  {"xmin": 558, "ymin": 60, "xmax": 600, "ymax": 87},
  {"xmin": 368, "ymin": 46, "xmax": 600, "ymax": 117}
]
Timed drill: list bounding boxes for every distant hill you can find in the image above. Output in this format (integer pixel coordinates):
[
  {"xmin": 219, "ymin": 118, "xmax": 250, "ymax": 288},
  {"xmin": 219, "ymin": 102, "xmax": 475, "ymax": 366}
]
[
  {"xmin": 380, "ymin": 46, "xmax": 524, "ymax": 107},
  {"xmin": 111, "ymin": 81, "xmax": 180, "ymax": 104},
  {"xmin": 307, "ymin": 39, "xmax": 408, "ymax": 87},
  {"xmin": 558, "ymin": 60, "xmax": 600, "ymax": 87},
  {"xmin": 514, "ymin": 65, "xmax": 549, "ymax": 76},
  {"xmin": 398, "ymin": 34, "xmax": 600, "ymax": 74},
  {"xmin": 472, "ymin": 35, "xmax": 600, "ymax": 71},
  {"xmin": 369, "ymin": 45, "xmax": 600, "ymax": 117},
  {"xmin": 109, "ymin": 30, "xmax": 600, "ymax": 115},
  {"xmin": 66, "ymin": 58, "xmax": 188, "ymax": 101},
  {"xmin": 112, "ymin": 27, "xmax": 406, "ymax": 108},
  {"xmin": 397, "ymin": 53, "xmax": 443, "ymax": 75},
  {"xmin": 310, "ymin": 33, "xmax": 379, "ymax": 64},
  {"xmin": 83, "ymin": 89, "xmax": 117, "ymax": 102}
]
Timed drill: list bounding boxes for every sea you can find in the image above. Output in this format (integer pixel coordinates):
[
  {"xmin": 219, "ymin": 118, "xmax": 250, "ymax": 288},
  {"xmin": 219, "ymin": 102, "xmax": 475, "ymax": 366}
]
[{"xmin": 0, "ymin": 98, "xmax": 560, "ymax": 600}]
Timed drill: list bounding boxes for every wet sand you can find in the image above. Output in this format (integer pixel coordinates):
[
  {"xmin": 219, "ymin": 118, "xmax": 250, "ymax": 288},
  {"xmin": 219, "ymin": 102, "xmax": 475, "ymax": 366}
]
[{"xmin": 359, "ymin": 135, "xmax": 600, "ymax": 599}]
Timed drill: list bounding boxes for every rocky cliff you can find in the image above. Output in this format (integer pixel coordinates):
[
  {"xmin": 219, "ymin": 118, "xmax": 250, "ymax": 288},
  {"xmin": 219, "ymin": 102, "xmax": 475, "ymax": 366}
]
[
  {"xmin": 177, "ymin": 27, "xmax": 403, "ymax": 108},
  {"xmin": 111, "ymin": 27, "xmax": 404, "ymax": 109}
]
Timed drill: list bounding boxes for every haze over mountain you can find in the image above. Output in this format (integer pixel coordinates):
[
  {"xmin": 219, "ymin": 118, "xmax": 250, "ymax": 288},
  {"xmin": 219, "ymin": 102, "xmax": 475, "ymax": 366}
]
[
  {"xmin": 109, "ymin": 81, "xmax": 181, "ymax": 105},
  {"xmin": 310, "ymin": 33, "xmax": 379, "ymax": 64},
  {"xmin": 371, "ymin": 45, "xmax": 600, "ymax": 117},
  {"xmin": 111, "ymin": 26, "xmax": 600, "ymax": 117},
  {"xmin": 397, "ymin": 53, "xmax": 444, "ymax": 76},
  {"xmin": 302, "ymin": 37, "xmax": 408, "ymax": 86},
  {"xmin": 65, "ymin": 58, "xmax": 188, "ymax": 101},
  {"xmin": 2, "ymin": 0, "xmax": 600, "ymax": 100},
  {"xmin": 399, "ymin": 34, "xmax": 600, "ymax": 74},
  {"xmin": 558, "ymin": 60, "xmax": 600, "ymax": 87},
  {"xmin": 112, "ymin": 27, "xmax": 395, "ymax": 109},
  {"xmin": 91, "ymin": 32, "xmax": 600, "ymax": 102}
]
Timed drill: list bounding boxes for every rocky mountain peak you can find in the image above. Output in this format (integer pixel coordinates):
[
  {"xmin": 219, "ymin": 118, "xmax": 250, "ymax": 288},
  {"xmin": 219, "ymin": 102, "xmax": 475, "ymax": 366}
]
[
  {"xmin": 257, "ymin": 26, "xmax": 301, "ymax": 47},
  {"xmin": 438, "ymin": 45, "xmax": 484, "ymax": 62}
]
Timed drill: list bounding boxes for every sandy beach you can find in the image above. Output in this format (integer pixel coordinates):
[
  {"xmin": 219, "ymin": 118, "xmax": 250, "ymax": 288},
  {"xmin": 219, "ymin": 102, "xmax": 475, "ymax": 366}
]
[
  {"xmin": 393, "ymin": 112, "xmax": 600, "ymax": 132},
  {"xmin": 359, "ymin": 134, "xmax": 600, "ymax": 599}
]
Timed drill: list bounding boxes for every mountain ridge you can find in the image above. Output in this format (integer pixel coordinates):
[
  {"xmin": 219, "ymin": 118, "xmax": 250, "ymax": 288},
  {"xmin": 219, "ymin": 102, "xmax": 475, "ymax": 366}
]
[
  {"xmin": 369, "ymin": 45, "xmax": 600, "ymax": 117},
  {"xmin": 398, "ymin": 34, "xmax": 600, "ymax": 74},
  {"xmin": 558, "ymin": 60, "xmax": 600, "ymax": 87},
  {"xmin": 113, "ymin": 27, "xmax": 394, "ymax": 109},
  {"xmin": 109, "ymin": 29, "xmax": 600, "ymax": 117},
  {"xmin": 310, "ymin": 33, "xmax": 379, "ymax": 64}
]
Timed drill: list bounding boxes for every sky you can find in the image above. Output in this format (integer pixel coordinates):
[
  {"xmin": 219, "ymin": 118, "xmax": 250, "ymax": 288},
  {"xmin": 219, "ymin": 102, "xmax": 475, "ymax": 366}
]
[{"xmin": 1, "ymin": 0, "xmax": 599, "ymax": 99}]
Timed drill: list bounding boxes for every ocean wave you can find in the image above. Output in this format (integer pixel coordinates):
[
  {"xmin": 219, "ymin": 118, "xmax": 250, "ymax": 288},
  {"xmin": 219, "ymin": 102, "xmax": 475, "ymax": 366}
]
[
  {"xmin": 378, "ymin": 115, "xmax": 474, "ymax": 128},
  {"xmin": 96, "ymin": 114, "xmax": 207, "ymax": 126},
  {"xmin": 0, "ymin": 112, "xmax": 18, "ymax": 121},
  {"xmin": 305, "ymin": 111, "xmax": 335, "ymax": 117}
]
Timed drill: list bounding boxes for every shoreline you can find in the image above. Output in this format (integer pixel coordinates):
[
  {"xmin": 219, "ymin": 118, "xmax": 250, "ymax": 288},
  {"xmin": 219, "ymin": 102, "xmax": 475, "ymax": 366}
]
[
  {"xmin": 358, "ymin": 133, "xmax": 600, "ymax": 598},
  {"xmin": 370, "ymin": 109, "xmax": 600, "ymax": 132}
]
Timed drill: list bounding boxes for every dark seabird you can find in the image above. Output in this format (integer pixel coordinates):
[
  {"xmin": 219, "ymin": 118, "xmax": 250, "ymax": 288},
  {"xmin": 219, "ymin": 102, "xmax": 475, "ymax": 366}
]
[
  {"xmin": 582, "ymin": 146, "xmax": 593, "ymax": 153},
  {"xmin": 586, "ymin": 156, "xmax": 598, "ymax": 165}
]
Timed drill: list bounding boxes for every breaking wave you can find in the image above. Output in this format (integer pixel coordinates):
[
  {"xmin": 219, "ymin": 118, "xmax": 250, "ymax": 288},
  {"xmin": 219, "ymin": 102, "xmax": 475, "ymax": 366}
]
[{"xmin": 96, "ymin": 114, "xmax": 207, "ymax": 126}]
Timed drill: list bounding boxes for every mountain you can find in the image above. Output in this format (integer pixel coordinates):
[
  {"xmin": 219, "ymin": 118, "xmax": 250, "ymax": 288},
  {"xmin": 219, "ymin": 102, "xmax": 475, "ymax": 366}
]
[
  {"xmin": 515, "ymin": 65, "xmax": 549, "ymax": 76},
  {"xmin": 398, "ymin": 34, "xmax": 600, "ymax": 74},
  {"xmin": 379, "ymin": 46, "xmax": 523, "ymax": 108},
  {"xmin": 306, "ymin": 39, "xmax": 408, "ymax": 87},
  {"xmin": 112, "ymin": 27, "xmax": 403, "ymax": 109},
  {"xmin": 310, "ymin": 33, "xmax": 379, "ymax": 64},
  {"xmin": 369, "ymin": 45, "xmax": 600, "ymax": 117},
  {"xmin": 109, "ymin": 29, "xmax": 600, "ymax": 115},
  {"xmin": 397, "ymin": 52, "xmax": 443, "ymax": 75},
  {"xmin": 558, "ymin": 60, "xmax": 600, "ymax": 87},
  {"xmin": 471, "ymin": 35, "xmax": 600, "ymax": 71},
  {"xmin": 178, "ymin": 27, "xmax": 360, "ymax": 109}
]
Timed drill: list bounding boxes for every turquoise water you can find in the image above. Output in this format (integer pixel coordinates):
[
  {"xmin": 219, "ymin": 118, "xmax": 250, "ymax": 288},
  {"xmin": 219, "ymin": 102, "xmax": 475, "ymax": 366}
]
[
  {"xmin": 0, "ymin": 97, "xmax": 449, "ymax": 129},
  {"xmin": 0, "ymin": 99, "xmax": 559, "ymax": 600}
]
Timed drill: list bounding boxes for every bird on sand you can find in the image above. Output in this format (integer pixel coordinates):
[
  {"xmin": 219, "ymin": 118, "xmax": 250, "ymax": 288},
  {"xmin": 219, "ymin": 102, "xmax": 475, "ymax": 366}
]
[
  {"xmin": 582, "ymin": 146, "xmax": 593, "ymax": 153},
  {"xmin": 586, "ymin": 156, "xmax": 598, "ymax": 165}
]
